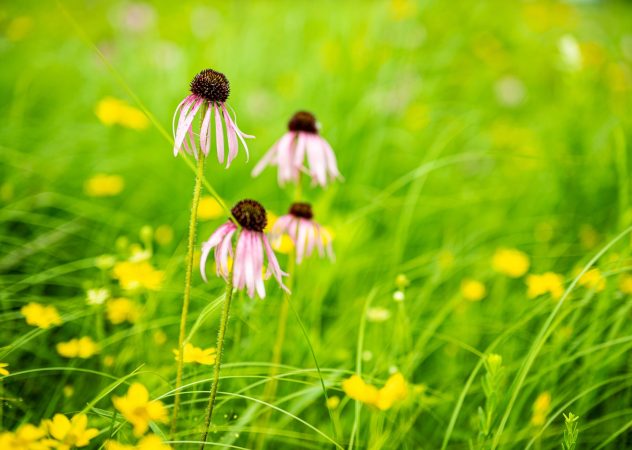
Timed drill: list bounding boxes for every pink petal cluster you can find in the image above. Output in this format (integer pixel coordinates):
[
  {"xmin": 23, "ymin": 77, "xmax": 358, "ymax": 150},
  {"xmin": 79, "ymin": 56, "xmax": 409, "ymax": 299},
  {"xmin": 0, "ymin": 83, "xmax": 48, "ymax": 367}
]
[
  {"xmin": 252, "ymin": 131, "xmax": 341, "ymax": 187},
  {"xmin": 173, "ymin": 95, "xmax": 253, "ymax": 167},
  {"xmin": 200, "ymin": 221, "xmax": 289, "ymax": 299},
  {"xmin": 273, "ymin": 214, "xmax": 334, "ymax": 264}
]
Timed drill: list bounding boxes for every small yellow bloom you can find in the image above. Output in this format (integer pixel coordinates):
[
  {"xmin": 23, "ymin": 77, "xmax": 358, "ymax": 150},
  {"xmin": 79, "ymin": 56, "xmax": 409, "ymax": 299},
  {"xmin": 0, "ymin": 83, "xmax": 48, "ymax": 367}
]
[
  {"xmin": 103, "ymin": 355, "xmax": 115, "ymax": 367},
  {"xmin": 531, "ymin": 391, "xmax": 552, "ymax": 426},
  {"xmin": 526, "ymin": 272, "xmax": 565, "ymax": 300},
  {"xmin": 271, "ymin": 235, "xmax": 294, "ymax": 254},
  {"xmin": 326, "ymin": 395, "xmax": 340, "ymax": 410},
  {"xmin": 619, "ymin": 275, "xmax": 632, "ymax": 294},
  {"xmin": 44, "ymin": 413, "xmax": 99, "ymax": 448},
  {"xmin": 342, "ymin": 375, "xmax": 379, "ymax": 405},
  {"xmin": 0, "ymin": 423, "xmax": 49, "ymax": 450},
  {"xmin": 21, "ymin": 303, "xmax": 62, "ymax": 329},
  {"xmin": 155, "ymin": 225, "xmax": 174, "ymax": 246},
  {"xmin": 395, "ymin": 274, "xmax": 410, "ymax": 290},
  {"xmin": 113, "ymin": 261, "xmax": 164, "ymax": 291},
  {"xmin": 95, "ymin": 97, "xmax": 149, "ymax": 130},
  {"xmin": 113, "ymin": 383, "xmax": 168, "ymax": 436},
  {"xmin": 492, "ymin": 248, "xmax": 530, "ymax": 278},
  {"xmin": 374, "ymin": 373, "xmax": 408, "ymax": 411},
  {"xmin": 173, "ymin": 343, "xmax": 216, "ymax": 365},
  {"xmin": 84, "ymin": 174, "xmax": 124, "ymax": 197},
  {"xmin": 197, "ymin": 196, "xmax": 224, "ymax": 220},
  {"xmin": 0, "ymin": 362, "xmax": 9, "ymax": 376},
  {"xmin": 460, "ymin": 279, "xmax": 487, "ymax": 301},
  {"xmin": 106, "ymin": 298, "xmax": 141, "ymax": 325},
  {"xmin": 106, "ymin": 435, "xmax": 173, "ymax": 450},
  {"xmin": 578, "ymin": 268, "xmax": 606, "ymax": 292},
  {"xmin": 63, "ymin": 385, "xmax": 74, "ymax": 398},
  {"xmin": 342, "ymin": 373, "xmax": 408, "ymax": 410},
  {"xmin": 57, "ymin": 337, "xmax": 99, "ymax": 359},
  {"xmin": 265, "ymin": 212, "xmax": 278, "ymax": 233}
]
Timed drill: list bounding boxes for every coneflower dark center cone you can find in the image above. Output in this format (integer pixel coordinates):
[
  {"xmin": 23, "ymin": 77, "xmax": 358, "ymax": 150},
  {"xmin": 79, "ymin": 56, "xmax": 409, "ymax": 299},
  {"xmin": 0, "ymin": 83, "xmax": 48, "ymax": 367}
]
[
  {"xmin": 288, "ymin": 111, "xmax": 318, "ymax": 134},
  {"xmin": 232, "ymin": 199, "xmax": 267, "ymax": 232},
  {"xmin": 190, "ymin": 69, "xmax": 230, "ymax": 103},
  {"xmin": 289, "ymin": 202, "xmax": 313, "ymax": 220}
]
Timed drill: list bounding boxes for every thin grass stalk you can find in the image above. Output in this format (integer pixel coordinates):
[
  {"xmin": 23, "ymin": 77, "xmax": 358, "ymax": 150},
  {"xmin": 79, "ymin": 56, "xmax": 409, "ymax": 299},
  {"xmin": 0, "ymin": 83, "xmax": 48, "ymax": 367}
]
[
  {"xmin": 200, "ymin": 271, "xmax": 235, "ymax": 448},
  {"xmin": 171, "ymin": 153, "xmax": 205, "ymax": 436}
]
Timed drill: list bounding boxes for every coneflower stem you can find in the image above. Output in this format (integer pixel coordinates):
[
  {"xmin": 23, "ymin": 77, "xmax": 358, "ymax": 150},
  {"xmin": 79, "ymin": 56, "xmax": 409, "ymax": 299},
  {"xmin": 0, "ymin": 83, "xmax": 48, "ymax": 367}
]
[
  {"xmin": 254, "ymin": 255, "xmax": 295, "ymax": 449},
  {"xmin": 200, "ymin": 274, "xmax": 234, "ymax": 448},
  {"xmin": 171, "ymin": 154, "xmax": 205, "ymax": 437}
]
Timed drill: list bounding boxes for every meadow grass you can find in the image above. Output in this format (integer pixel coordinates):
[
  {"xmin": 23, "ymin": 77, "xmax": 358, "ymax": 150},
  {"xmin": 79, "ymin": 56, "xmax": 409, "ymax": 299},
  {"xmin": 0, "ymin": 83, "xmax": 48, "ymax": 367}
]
[{"xmin": 2, "ymin": 0, "xmax": 632, "ymax": 448}]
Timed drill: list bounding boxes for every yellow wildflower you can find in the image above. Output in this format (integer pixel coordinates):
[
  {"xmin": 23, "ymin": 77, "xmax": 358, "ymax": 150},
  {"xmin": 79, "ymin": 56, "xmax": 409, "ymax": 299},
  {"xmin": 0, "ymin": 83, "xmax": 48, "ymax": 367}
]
[
  {"xmin": 0, "ymin": 362, "xmax": 9, "ymax": 376},
  {"xmin": 106, "ymin": 298, "xmax": 141, "ymax": 325},
  {"xmin": 103, "ymin": 356, "xmax": 115, "ymax": 367},
  {"xmin": 326, "ymin": 396, "xmax": 340, "ymax": 410},
  {"xmin": 173, "ymin": 343, "xmax": 216, "ymax": 365},
  {"xmin": 63, "ymin": 385, "xmax": 74, "ymax": 398},
  {"xmin": 526, "ymin": 272, "xmax": 565, "ymax": 299},
  {"xmin": 197, "ymin": 196, "xmax": 224, "ymax": 220},
  {"xmin": 84, "ymin": 174, "xmax": 124, "ymax": 197},
  {"xmin": 578, "ymin": 268, "xmax": 606, "ymax": 292},
  {"xmin": 113, "ymin": 261, "xmax": 164, "ymax": 291},
  {"xmin": 113, "ymin": 383, "xmax": 168, "ymax": 436},
  {"xmin": 395, "ymin": 274, "xmax": 410, "ymax": 290},
  {"xmin": 106, "ymin": 435, "xmax": 172, "ymax": 450},
  {"xmin": 492, "ymin": 248, "xmax": 530, "ymax": 278},
  {"xmin": 44, "ymin": 413, "xmax": 99, "ymax": 448},
  {"xmin": 0, "ymin": 423, "xmax": 51, "ymax": 450},
  {"xmin": 95, "ymin": 97, "xmax": 149, "ymax": 130},
  {"xmin": 342, "ymin": 375, "xmax": 379, "ymax": 405},
  {"xmin": 342, "ymin": 373, "xmax": 408, "ymax": 410},
  {"xmin": 531, "ymin": 391, "xmax": 552, "ymax": 426},
  {"xmin": 56, "ymin": 337, "xmax": 99, "ymax": 359},
  {"xmin": 271, "ymin": 234, "xmax": 294, "ymax": 254},
  {"xmin": 460, "ymin": 279, "xmax": 487, "ymax": 301},
  {"xmin": 619, "ymin": 275, "xmax": 632, "ymax": 294},
  {"xmin": 374, "ymin": 373, "xmax": 408, "ymax": 411},
  {"xmin": 21, "ymin": 303, "xmax": 62, "ymax": 329}
]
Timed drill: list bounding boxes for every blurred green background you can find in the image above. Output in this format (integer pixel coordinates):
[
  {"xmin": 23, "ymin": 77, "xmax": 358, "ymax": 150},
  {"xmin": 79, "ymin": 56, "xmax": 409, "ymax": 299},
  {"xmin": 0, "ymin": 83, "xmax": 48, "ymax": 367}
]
[{"xmin": 2, "ymin": 0, "xmax": 632, "ymax": 448}]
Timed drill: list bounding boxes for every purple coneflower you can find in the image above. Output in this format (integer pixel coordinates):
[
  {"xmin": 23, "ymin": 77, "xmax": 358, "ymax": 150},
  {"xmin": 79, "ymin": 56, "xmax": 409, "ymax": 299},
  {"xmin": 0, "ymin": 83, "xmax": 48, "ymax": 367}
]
[
  {"xmin": 200, "ymin": 200, "xmax": 289, "ymax": 298},
  {"xmin": 173, "ymin": 69, "xmax": 253, "ymax": 167},
  {"xmin": 252, "ymin": 111, "xmax": 342, "ymax": 187},
  {"xmin": 273, "ymin": 202, "xmax": 334, "ymax": 264}
]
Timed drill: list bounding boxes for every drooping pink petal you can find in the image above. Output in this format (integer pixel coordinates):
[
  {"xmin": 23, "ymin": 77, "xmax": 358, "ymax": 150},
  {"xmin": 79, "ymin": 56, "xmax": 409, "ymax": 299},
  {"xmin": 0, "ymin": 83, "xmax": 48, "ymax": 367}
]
[
  {"xmin": 187, "ymin": 126, "xmax": 199, "ymax": 159},
  {"xmin": 304, "ymin": 220, "xmax": 317, "ymax": 258},
  {"xmin": 242, "ymin": 231, "xmax": 256, "ymax": 298},
  {"xmin": 295, "ymin": 220, "xmax": 308, "ymax": 264},
  {"xmin": 214, "ymin": 103, "xmax": 225, "ymax": 165},
  {"xmin": 216, "ymin": 228, "xmax": 236, "ymax": 279},
  {"xmin": 222, "ymin": 105, "xmax": 239, "ymax": 167},
  {"xmin": 305, "ymin": 134, "xmax": 327, "ymax": 186},
  {"xmin": 277, "ymin": 132, "xmax": 296, "ymax": 184},
  {"xmin": 200, "ymin": 222, "xmax": 237, "ymax": 282},
  {"xmin": 222, "ymin": 104, "xmax": 254, "ymax": 163},
  {"xmin": 314, "ymin": 223, "xmax": 326, "ymax": 257},
  {"xmin": 293, "ymin": 132, "xmax": 307, "ymax": 173},
  {"xmin": 252, "ymin": 232, "xmax": 266, "ymax": 299},
  {"xmin": 174, "ymin": 97, "xmax": 203, "ymax": 156},
  {"xmin": 251, "ymin": 144, "xmax": 278, "ymax": 177},
  {"xmin": 172, "ymin": 95, "xmax": 194, "ymax": 140},
  {"xmin": 200, "ymin": 106, "xmax": 212, "ymax": 157},
  {"xmin": 262, "ymin": 234, "xmax": 290, "ymax": 293},
  {"xmin": 321, "ymin": 137, "xmax": 342, "ymax": 180}
]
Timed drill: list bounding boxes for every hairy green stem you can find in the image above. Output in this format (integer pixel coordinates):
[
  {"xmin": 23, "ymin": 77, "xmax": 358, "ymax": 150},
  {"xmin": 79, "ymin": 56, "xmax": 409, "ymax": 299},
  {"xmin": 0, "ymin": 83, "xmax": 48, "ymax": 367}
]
[
  {"xmin": 200, "ymin": 274, "xmax": 234, "ymax": 448},
  {"xmin": 171, "ymin": 154, "xmax": 205, "ymax": 437}
]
